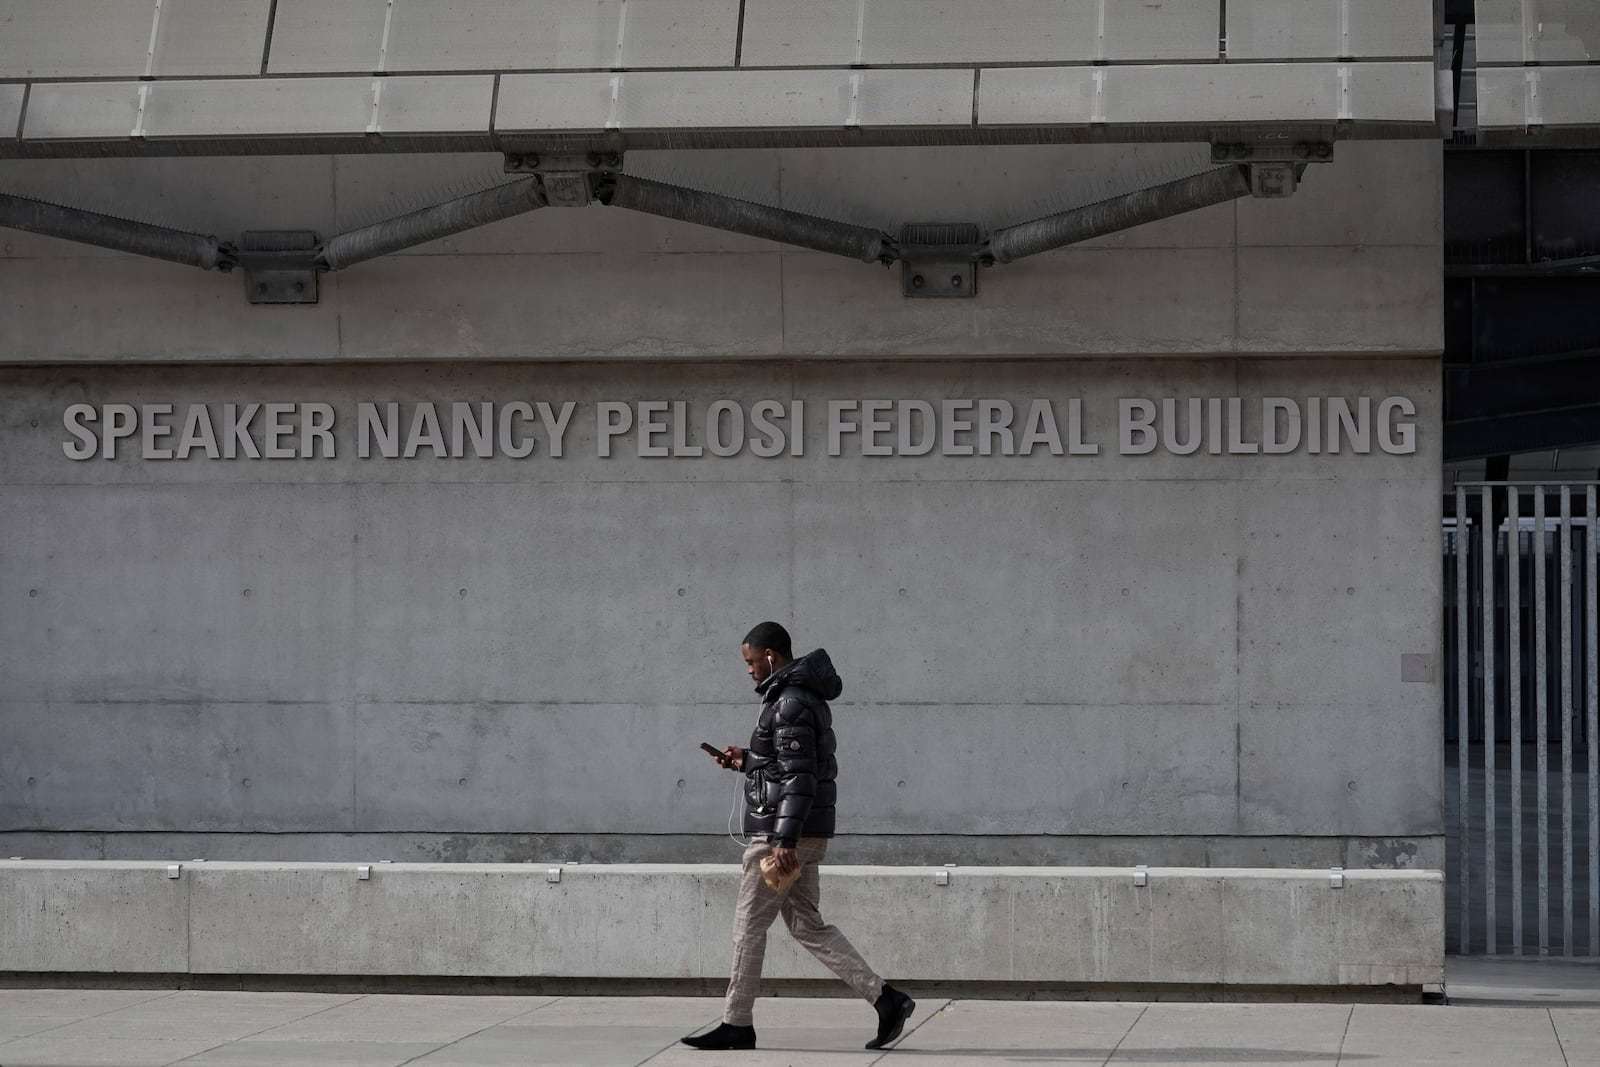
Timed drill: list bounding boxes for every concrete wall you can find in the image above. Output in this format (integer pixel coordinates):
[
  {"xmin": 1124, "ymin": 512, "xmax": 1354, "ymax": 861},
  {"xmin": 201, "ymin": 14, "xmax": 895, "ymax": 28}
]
[
  {"xmin": 0, "ymin": 860, "xmax": 1445, "ymax": 993},
  {"xmin": 0, "ymin": 141, "xmax": 1444, "ymax": 869},
  {"xmin": 0, "ymin": 355, "xmax": 1442, "ymax": 866}
]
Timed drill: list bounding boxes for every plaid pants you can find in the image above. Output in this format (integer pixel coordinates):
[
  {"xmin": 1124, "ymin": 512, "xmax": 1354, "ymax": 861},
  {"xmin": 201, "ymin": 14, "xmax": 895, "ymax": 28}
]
[{"xmin": 723, "ymin": 836, "xmax": 884, "ymax": 1026}]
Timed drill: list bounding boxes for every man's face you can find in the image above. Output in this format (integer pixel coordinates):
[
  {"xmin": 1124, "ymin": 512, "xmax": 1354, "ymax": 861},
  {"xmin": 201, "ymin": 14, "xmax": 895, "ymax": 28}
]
[{"xmin": 742, "ymin": 643, "xmax": 775, "ymax": 683}]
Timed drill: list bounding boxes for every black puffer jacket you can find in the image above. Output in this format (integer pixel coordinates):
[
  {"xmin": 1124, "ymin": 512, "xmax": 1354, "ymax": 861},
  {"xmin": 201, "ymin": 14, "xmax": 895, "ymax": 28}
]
[{"xmin": 742, "ymin": 649, "xmax": 841, "ymax": 846}]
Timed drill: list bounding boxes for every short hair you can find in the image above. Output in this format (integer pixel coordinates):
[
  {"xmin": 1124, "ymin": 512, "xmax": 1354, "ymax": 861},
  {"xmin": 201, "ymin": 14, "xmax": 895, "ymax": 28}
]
[{"xmin": 742, "ymin": 621, "xmax": 792, "ymax": 658}]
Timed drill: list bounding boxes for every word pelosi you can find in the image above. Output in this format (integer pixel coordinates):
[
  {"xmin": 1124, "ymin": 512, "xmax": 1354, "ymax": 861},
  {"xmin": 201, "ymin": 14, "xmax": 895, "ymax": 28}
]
[{"xmin": 59, "ymin": 396, "xmax": 1418, "ymax": 460}]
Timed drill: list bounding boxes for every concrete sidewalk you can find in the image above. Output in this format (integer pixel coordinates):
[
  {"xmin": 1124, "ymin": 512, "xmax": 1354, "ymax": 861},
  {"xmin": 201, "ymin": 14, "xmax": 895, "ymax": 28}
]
[{"xmin": 2, "ymin": 961, "xmax": 1597, "ymax": 1067}]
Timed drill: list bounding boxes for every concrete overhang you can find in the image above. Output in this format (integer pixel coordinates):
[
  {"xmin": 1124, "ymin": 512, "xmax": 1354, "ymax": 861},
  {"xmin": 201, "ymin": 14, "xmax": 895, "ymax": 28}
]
[
  {"xmin": 1473, "ymin": 0, "xmax": 1600, "ymax": 144},
  {"xmin": 0, "ymin": 0, "xmax": 1445, "ymax": 159}
]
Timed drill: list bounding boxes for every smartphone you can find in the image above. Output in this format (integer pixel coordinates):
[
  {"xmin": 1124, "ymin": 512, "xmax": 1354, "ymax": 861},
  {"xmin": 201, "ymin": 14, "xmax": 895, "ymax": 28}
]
[{"xmin": 699, "ymin": 742, "xmax": 722, "ymax": 758}]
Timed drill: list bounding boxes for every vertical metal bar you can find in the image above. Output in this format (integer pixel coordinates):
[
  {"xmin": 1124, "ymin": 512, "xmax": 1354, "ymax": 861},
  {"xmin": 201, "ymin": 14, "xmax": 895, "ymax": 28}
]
[
  {"xmin": 1537, "ymin": 487, "xmax": 1550, "ymax": 954},
  {"xmin": 1457, "ymin": 487, "xmax": 1471, "ymax": 955},
  {"xmin": 1562, "ymin": 486, "xmax": 1575, "ymax": 954},
  {"xmin": 1482, "ymin": 488, "xmax": 1497, "ymax": 952},
  {"xmin": 1589, "ymin": 486, "xmax": 1598, "ymax": 957},
  {"xmin": 1509, "ymin": 486, "xmax": 1523, "ymax": 955}
]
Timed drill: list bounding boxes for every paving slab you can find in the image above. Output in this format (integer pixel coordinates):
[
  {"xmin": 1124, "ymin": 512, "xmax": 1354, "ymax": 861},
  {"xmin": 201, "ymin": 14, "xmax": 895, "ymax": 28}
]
[
  {"xmin": 1551, "ymin": 1008, "xmax": 1600, "ymax": 1065},
  {"xmin": 410, "ymin": 995, "xmax": 719, "ymax": 1065},
  {"xmin": 0, "ymin": 1035, "xmax": 228, "ymax": 1066},
  {"xmin": 0, "ymin": 989, "xmax": 176, "ymax": 1042},
  {"xmin": 179, "ymin": 1039, "xmax": 445, "ymax": 1066},
  {"xmin": 1107, "ymin": 1003, "xmax": 1350, "ymax": 1066},
  {"xmin": 29, "ymin": 990, "xmax": 363, "ymax": 1042},
  {"xmin": 239, "ymin": 994, "xmax": 557, "ymax": 1043},
  {"xmin": 1341, "ymin": 1004, "xmax": 1568, "ymax": 1066},
  {"xmin": 888, "ymin": 1000, "xmax": 1143, "ymax": 1064}
]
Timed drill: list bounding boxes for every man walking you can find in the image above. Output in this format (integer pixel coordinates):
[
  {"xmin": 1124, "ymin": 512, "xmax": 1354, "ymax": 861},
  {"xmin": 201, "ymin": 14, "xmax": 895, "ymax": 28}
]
[{"xmin": 682, "ymin": 621, "xmax": 916, "ymax": 1052}]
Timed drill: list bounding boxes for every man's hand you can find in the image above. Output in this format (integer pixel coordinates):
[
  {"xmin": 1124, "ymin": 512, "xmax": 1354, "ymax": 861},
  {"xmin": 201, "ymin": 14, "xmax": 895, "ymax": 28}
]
[
  {"xmin": 770, "ymin": 846, "xmax": 799, "ymax": 875},
  {"xmin": 720, "ymin": 745, "xmax": 744, "ymax": 771}
]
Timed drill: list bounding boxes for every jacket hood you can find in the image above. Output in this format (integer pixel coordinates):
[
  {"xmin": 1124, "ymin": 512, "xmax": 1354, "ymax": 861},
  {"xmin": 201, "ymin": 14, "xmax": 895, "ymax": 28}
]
[{"xmin": 756, "ymin": 648, "xmax": 843, "ymax": 701}]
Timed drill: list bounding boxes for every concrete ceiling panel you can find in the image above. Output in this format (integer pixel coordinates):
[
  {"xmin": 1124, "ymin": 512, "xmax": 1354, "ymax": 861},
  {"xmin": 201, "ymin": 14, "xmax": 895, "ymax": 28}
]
[
  {"xmin": 265, "ymin": 0, "xmax": 388, "ymax": 75},
  {"xmin": 1477, "ymin": 65, "xmax": 1600, "ymax": 129},
  {"xmin": 1227, "ymin": 0, "xmax": 1434, "ymax": 61},
  {"xmin": 1477, "ymin": 0, "xmax": 1600, "ymax": 65},
  {"xmin": 0, "ymin": 0, "xmax": 272, "ymax": 79},
  {"xmin": 496, "ymin": 69, "xmax": 974, "ymax": 132}
]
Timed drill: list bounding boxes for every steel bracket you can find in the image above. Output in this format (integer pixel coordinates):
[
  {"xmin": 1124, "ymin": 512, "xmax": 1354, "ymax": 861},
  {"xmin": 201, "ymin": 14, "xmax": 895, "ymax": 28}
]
[
  {"xmin": 505, "ymin": 152, "xmax": 622, "ymax": 207},
  {"xmin": 900, "ymin": 223, "xmax": 980, "ymax": 298},
  {"xmin": 1210, "ymin": 142, "xmax": 1331, "ymax": 199},
  {"xmin": 238, "ymin": 231, "xmax": 320, "ymax": 304}
]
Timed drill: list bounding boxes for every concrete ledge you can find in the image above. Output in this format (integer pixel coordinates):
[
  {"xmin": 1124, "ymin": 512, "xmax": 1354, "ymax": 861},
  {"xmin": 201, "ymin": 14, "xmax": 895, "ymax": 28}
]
[{"xmin": 0, "ymin": 862, "xmax": 1442, "ymax": 992}]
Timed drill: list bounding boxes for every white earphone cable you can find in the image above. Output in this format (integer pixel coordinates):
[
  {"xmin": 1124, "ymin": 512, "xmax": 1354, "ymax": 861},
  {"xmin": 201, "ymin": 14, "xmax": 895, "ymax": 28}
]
[{"xmin": 727, "ymin": 773, "xmax": 750, "ymax": 847}]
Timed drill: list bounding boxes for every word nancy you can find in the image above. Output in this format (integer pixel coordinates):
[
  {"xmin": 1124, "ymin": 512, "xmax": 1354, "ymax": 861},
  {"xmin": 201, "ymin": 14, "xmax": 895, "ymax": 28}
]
[{"xmin": 60, "ymin": 396, "xmax": 1418, "ymax": 460}]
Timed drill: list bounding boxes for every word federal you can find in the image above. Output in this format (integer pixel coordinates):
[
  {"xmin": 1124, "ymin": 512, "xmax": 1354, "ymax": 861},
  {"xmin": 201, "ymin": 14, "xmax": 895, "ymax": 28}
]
[{"xmin": 59, "ymin": 396, "xmax": 1419, "ymax": 460}]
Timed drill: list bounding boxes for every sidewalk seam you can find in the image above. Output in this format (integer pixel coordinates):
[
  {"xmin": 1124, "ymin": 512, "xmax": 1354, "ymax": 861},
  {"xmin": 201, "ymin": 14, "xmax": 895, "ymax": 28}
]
[
  {"xmin": 1334, "ymin": 1004, "xmax": 1354, "ymax": 1066},
  {"xmin": 1099, "ymin": 1001, "xmax": 1150, "ymax": 1067},
  {"xmin": 1548, "ymin": 1007, "xmax": 1571, "ymax": 1067}
]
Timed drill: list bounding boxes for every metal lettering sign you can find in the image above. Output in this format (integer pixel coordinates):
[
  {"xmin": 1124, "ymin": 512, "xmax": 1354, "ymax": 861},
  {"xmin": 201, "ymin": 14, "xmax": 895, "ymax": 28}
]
[{"xmin": 58, "ymin": 396, "xmax": 1420, "ymax": 461}]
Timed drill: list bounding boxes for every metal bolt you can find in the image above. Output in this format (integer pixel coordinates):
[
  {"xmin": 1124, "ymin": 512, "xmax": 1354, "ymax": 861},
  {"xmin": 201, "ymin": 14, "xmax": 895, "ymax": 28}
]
[
  {"xmin": 950, "ymin": 275, "xmax": 963, "ymax": 288},
  {"xmin": 911, "ymin": 274, "xmax": 925, "ymax": 289}
]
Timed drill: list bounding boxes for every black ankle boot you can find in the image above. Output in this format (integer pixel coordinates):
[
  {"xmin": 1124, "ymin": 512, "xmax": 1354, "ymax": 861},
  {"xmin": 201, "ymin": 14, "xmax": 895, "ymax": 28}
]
[
  {"xmin": 681, "ymin": 1022, "xmax": 757, "ymax": 1050},
  {"xmin": 866, "ymin": 984, "xmax": 916, "ymax": 1050}
]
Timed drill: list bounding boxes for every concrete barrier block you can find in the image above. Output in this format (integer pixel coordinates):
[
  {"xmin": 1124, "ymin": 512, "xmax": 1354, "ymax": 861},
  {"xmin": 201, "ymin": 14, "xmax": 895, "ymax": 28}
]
[
  {"xmin": 3, "ymin": 861, "xmax": 1442, "ymax": 990},
  {"xmin": 0, "ymin": 861, "xmax": 188, "ymax": 972}
]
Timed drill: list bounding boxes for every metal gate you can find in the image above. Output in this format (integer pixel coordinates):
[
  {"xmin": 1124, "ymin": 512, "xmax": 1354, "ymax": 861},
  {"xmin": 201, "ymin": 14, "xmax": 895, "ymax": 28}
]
[{"xmin": 1445, "ymin": 482, "xmax": 1599, "ymax": 955}]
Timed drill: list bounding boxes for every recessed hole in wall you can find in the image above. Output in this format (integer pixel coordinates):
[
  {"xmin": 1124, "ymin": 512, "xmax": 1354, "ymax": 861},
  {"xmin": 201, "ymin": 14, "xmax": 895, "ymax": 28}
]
[
  {"xmin": 458, "ymin": 588, "xmax": 467, "ymax": 597},
  {"xmin": 677, "ymin": 779, "xmax": 686, "ymax": 788},
  {"xmin": 897, "ymin": 780, "xmax": 905, "ymax": 788},
  {"xmin": 242, "ymin": 778, "xmax": 251, "ymax": 787},
  {"xmin": 1347, "ymin": 781, "xmax": 1358, "ymax": 791},
  {"xmin": 27, "ymin": 777, "xmax": 36, "ymax": 786},
  {"xmin": 1122, "ymin": 588, "xmax": 1130, "ymax": 596},
  {"xmin": 242, "ymin": 588, "xmax": 251, "ymax": 597},
  {"xmin": 29, "ymin": 589, "xmax": 38, "ymax": 598},
  {"xmin": 1346, "ymin": 587, "xmax": 1355, "ymax": 595},
  {"xmin": 677, "ymin": 588, "xmax": 686, "ymax": 596},
  {"xmin": 30, "ymin": 418, "xmax": 38, "ymax": 428},
  {"xmin": 458, "ymin": 778, "xmax": 468, "ymax": 786},
  {"xmin": 898, "ymin": 588, "xmax": 907, "ymax": 596}
]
